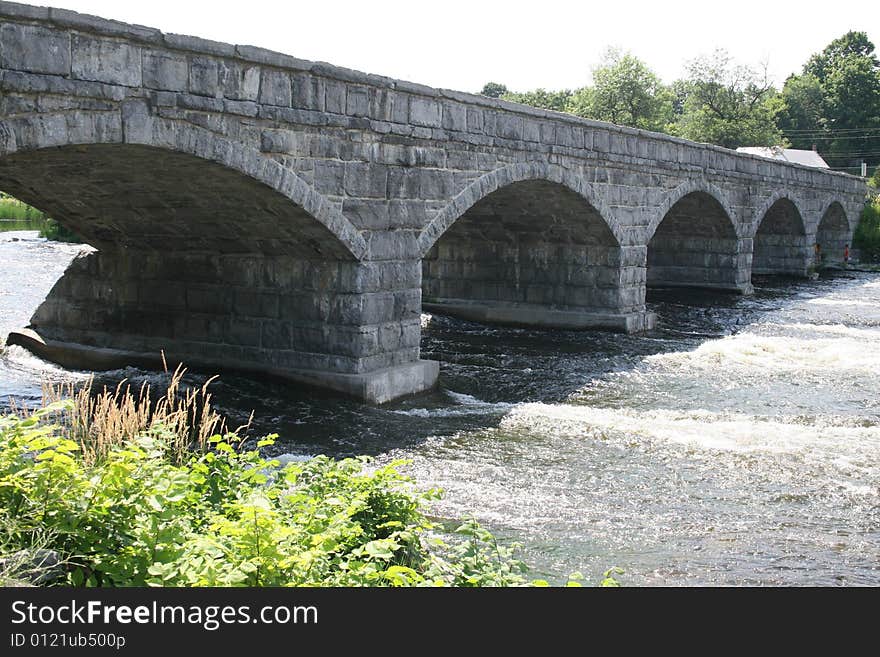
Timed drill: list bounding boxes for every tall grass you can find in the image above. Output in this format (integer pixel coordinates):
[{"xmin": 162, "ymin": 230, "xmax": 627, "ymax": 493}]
[{"xmin": 30, "ymin": 363, "xmax": 244, "ymax": 465}]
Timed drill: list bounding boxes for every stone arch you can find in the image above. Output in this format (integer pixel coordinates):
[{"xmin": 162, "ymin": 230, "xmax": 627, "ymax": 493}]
[
  {"xmin": 815, "ymin": 200, "xmax": 851, "ymax": 265},
  {"xmin": 419, "ymin": 163, "xmax": 651, "ymax": 331},
  {"xmin": 0, "ymin": 108, "xmax": 367, "ymax": 259},
  {"xmin": 646, "ymin": 181, "xmax": 747, "ymax": 292},
  {"xmin": 646, "ymin": 179, "xmax": 739, "ymax": 243},
  {"xmin": 750, "ymin": 190, "xmax": 807, "ymax": 238},
  {"xmin": 418, "ymin": 162, "xmax": 623, "ymax": 257},
  {"xmin": 750, "ymin": 193, "xmax": 810, "ymax": 277}
]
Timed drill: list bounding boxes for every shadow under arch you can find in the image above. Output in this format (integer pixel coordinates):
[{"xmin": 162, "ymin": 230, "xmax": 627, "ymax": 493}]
[
  {"xmin": 646, "ymin": 182, "xmax": 748, "ymax": 293},
  {"xmin": 0, "ymin": 110, "xmax": 367, "ymax": 259},
  {"xmin": 816, "ymin": 201, "xmax": 851, "ymax": 265},
  {"xmin": 751, "ymin": 194, "xmax": 810, "ymax": 278},
  {"xmin": 420, "ymin": 165, "xmax": 654, "ymax": 333}
]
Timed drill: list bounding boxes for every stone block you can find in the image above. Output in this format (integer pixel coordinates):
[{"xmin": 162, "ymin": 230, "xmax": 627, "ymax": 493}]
[
  {"xmin": 442, "ymin": 101, "xmax": 467, "ymax": 131},
  {"xmin": 226, "ymin": 318, "xmax": 262, "ymax": 346},
  {"xmin": 189, "ymin": 56, "xmax": 219, "ymax": 96},
  {"xmin": 343, "ymin": 162, "xmax": 387, "ymax": 198},
  {"xmin": 496, "ymin": 114, "xmax": 523, "ymax": 140},
  {"xmin": 0, "ymin": 24, "xmax": 70, "ymax": 75},
  {"xmin": 346, "ymin": 85, "xmax": 370, "ymax": 117},
  {"xmin": 142, "ymin": 50, "xmax": 188, "ymax": 91},
  {"xmin": 360, "ymin": 292, "xmax": 396, "ymax": 324},
  {"xmin": 219, "ymin": 61, "xmax": 260, "ymax": 101},
  {"xmin": 418, "ymin": 170, "xmax": 454, "ymax": 199},
  {"xmin": 291, "ymin": 72, "xmax": 323, "ymax": 110},
  {"xmin": 187, "ymin": 285, "xmax": 229, "ymax": 314},
  {"xmin": 324, "ymin": 79, "xmax": 346, "ymax": 114},
  {"xmin": 409, "ymin": 96, "xmax": 441, "ymax": 127},
  {"xmin": 259, "ymin": 69, "xmax": 292, "ymax": 106},
  {"xmin": 71, "ymin": 34, "xmax": 141, "ymax": 86},
  {"xmin": 387, "ymin": 167, "xmax": 421, "ymax": 198},
  {"xmin": 260, "ymin": 320, "xmax": 291, "ymax": 349}
]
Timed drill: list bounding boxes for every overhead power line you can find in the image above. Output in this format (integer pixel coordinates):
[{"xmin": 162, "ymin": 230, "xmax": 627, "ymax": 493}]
[{"xmin": 781, "ymin": 127, "xmax": 880, "ymax": 134}]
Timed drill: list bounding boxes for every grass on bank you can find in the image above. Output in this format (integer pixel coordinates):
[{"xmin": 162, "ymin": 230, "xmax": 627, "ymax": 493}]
[
  {"xmin": 0, "ymin": 194, "xmax": 81, "ymax": 242},
  {"xmin": 0, "ymin": 195, "xmax": 45, "ymax": 223},
  {"xmin": 1, "ymin": 369, "xmax": 616, "ymax": 587}
]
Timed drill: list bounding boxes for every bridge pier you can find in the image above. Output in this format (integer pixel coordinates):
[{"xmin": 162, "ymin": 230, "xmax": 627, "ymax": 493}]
[{"xmin": 9, "ymin": 250, "xmax": 438, "ymax": 403}]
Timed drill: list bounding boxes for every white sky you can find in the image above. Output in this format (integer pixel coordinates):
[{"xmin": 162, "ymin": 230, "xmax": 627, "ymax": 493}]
[{"xmin": 23, "ymin": 0, "xmax": 880, "ymax": 92}]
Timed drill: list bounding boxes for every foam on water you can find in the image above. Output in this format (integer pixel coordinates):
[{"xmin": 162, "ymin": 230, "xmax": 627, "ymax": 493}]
[
  {"xmin": 391, "ymin": 389, "xmax": 514, "ymax": 418},
  {"xmin": 646, "ymin": 331, "xmax": 880, "ymax": 374},
  {"xmin": 500, "ymin": 402, "xmax": 880, "ymax": 465}
]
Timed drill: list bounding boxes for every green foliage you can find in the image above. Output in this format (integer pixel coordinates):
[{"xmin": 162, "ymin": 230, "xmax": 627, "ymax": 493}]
[
  {"xmin": 777, "ymin": 73, "xmax": 825, "ymax": 144},
  {"xmin": 480, "ymin": 82, "xmax": 508, "ymax": 98},
  {"xmin": 38, "ymin": 218, "xmax": 83, "ymax": 243},
  {"xmin": 0, "ymin": 194, "xmax": 46, "ymax": 223},
  {"xmin": 574, "ymin": 48, "xmax": 673, "ymax": 131},
  {"xmin": 0, "ymin": 193, "xmax": 81, "ymax": 242},
  {"xmin": 0, "ymin": 401, "xmax": 616, "ymax": 587},
  {"xmin": 502, "ymin": 88, "xmax": 573, "ymax": 112},
  {"xmin": 804, "ymin": 31, "xmax": 879, "ymax": 84},
  {"xmin": 782, "ymin": 32, "xmax": 880, "ymax": 172},
  {"xmin": 853, "ymin": 195, "xmax": 880, "ymax": 261},
  {"xmin": 670, "ymin": 50, "xmax": 784, "ymax": 148}
]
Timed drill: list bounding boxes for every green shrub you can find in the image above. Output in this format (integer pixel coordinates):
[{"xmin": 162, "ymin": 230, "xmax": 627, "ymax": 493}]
[
  {"xmin": 38, "ymin": 218, "xmax": 82, "ymax": 243},
  {"xmin": 853, "ymin": 195, "xmax": 880, "ymax": 262},
  {"xmin": 0, "ymin": 401, "xmax": 592, "ymax": 587}
]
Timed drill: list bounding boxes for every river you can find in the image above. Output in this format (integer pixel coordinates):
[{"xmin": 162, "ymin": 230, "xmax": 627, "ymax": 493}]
[{"xmin": 1, "ymin": 229, "xmax": 878, "ymax": 586}]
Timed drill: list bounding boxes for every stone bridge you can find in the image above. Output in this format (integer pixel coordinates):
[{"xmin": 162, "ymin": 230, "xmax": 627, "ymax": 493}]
[{"xmin": 0, "ymin": 3, "xmax": 867, "ymax": 402}]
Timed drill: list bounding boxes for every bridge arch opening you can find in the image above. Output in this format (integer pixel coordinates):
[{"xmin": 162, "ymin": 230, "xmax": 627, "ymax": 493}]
[
  {"xmin": 752, "ymin": 198, "xmax": 809, "ymax": 278},
  {"xmin": 647, "ymin": 191, "xmax": 743, "ymax": 292},
  {"xmin": 816, "ymin": 202, "xmax": 850, "ymax": 265},
  {"xmin": 0, "ymin": 144, "xmax": 355, "ymax": 259},
  {"xmin": 421, "ymin": 179, "xmax": 649, "ymax": 331},
  {"xmin": 0, "ymin": 143, "xmax": 400, "ymax": 393}
]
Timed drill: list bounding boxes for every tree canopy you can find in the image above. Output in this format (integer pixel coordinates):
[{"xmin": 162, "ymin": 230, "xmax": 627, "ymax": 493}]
[
  {"xmin": 670, "ymin": 50, "xmax": 783, "ymax": 148},
  {"xmin": 574, "ymin": 48, "xmax": 672, "ymax": 131},
  {"xmin": 480, "ymin": 82, "xmax": 508, "ymax": 98},
  {"xmin": 479, "ymin": 29, "xmax": 880, "ymax": 172},
  {"xmin": 781, "ymin": 31, "xmax": 880, "ymax": 171}
]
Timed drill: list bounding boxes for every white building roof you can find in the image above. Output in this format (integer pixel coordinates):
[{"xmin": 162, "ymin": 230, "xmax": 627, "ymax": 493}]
[{"xmin": 736, "ymin": 146, "xmax": 829, "ymax": 168}]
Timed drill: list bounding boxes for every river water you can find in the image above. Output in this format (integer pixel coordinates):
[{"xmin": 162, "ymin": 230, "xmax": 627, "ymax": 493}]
[{"xmin": 1, "ymin": 229, "xmax": 878, "ymax": 586}]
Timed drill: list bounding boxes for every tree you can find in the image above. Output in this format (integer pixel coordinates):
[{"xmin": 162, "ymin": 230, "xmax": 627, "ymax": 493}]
[
  {"xmin": 805, "ymin": 31, "xmax": 879, "ymax": 83},
  {"xmin": 777, "ymin": 73, "xmax": 826, "ymax": 149},
  {"xmin": 671, "ymin": 49, "xmax": 784, "ymax": 148},
  {"xmin": 568, "ymin": 48, "xmax": 672, "ymax": 131},
  {"xmin": 781, "ymin": 32, "xmax": 880, "ymax": 171},
  {"xmin": 480, "ymin": 82, "xmax": 508, "ymax": 98},
  {"xmin": 501, "ymin": 88, "xmax": 573, "ymax": 112}
]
